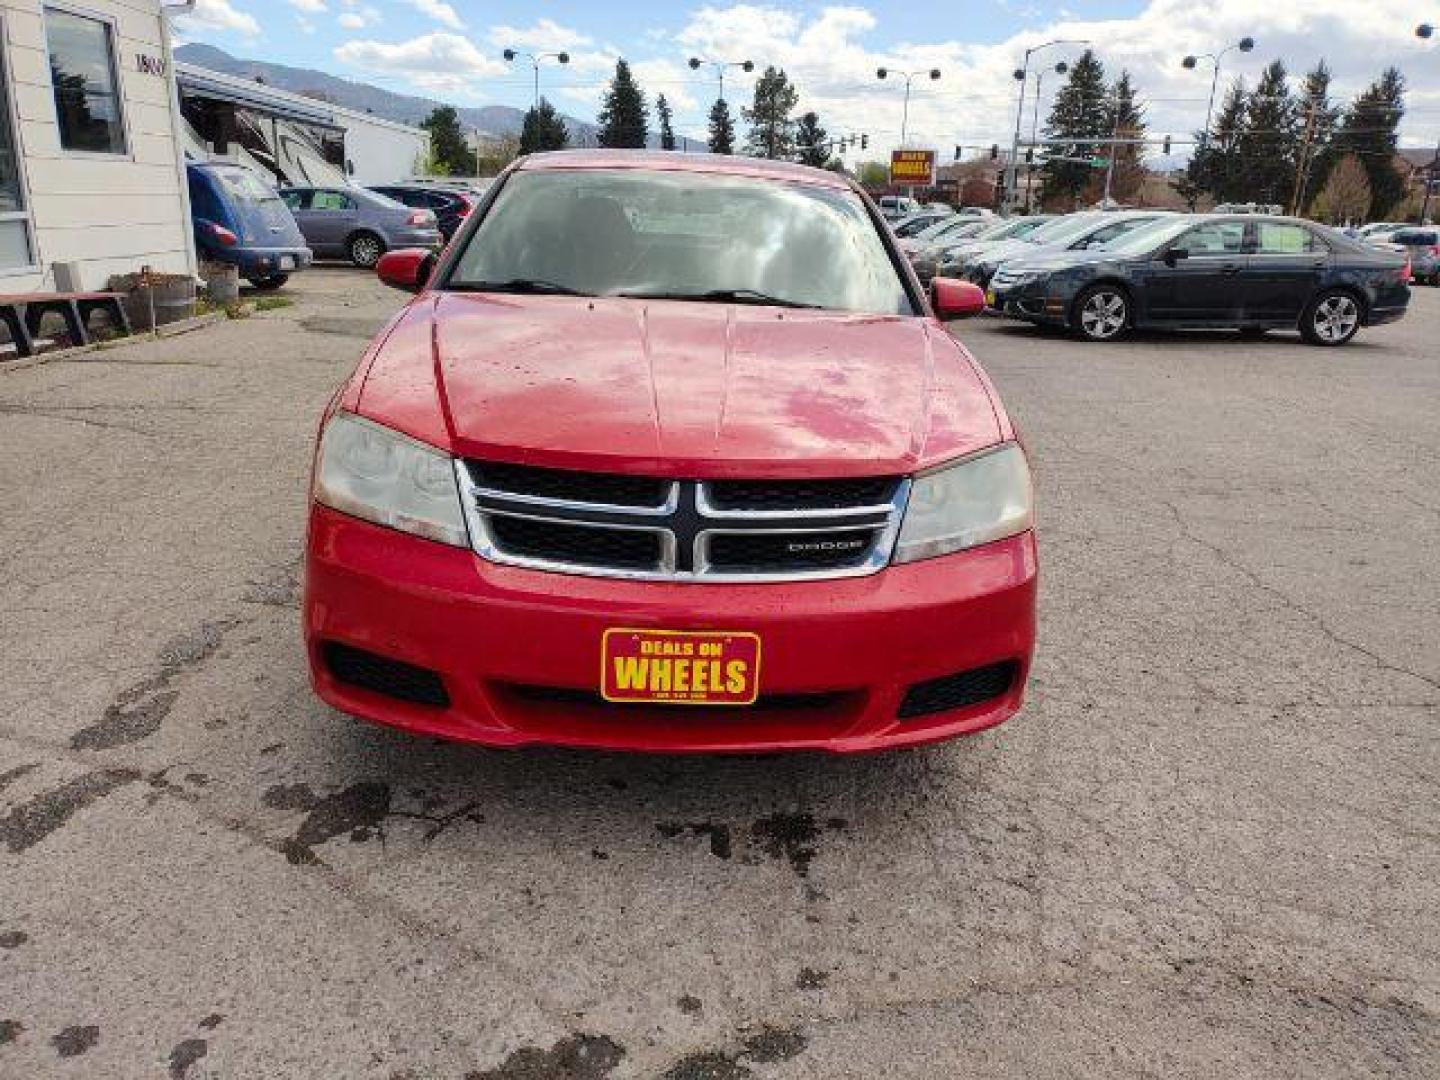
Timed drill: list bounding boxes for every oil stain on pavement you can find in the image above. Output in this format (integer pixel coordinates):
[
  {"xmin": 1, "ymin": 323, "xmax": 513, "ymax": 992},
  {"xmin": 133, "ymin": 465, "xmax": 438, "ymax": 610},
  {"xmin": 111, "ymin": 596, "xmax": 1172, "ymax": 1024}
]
[
  {"xmin": 463, "ymin": 1033, "xmax": 625, "ymax": 1079},
  {"xmin": 70, "ymin": 619, "xmax": 237, "ymax": 751},
  {"xmin": 272, "ymin": 781, "xmax": 391, "ymax": 865},
  {"xmin": 0, "ymin": 769, "xmax": 141, "ymax": 853}
]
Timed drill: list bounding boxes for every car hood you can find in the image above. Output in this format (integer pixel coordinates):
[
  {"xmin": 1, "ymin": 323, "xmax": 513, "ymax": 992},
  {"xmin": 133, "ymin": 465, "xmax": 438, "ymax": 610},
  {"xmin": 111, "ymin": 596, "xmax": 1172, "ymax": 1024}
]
[
  {"xmin": 1002, "ymin": 247, "xmax": 1125, "ymax": 273},
  {"xmin": 355, "ymin": 293, "xmax": 1005, "ymax": 479}
]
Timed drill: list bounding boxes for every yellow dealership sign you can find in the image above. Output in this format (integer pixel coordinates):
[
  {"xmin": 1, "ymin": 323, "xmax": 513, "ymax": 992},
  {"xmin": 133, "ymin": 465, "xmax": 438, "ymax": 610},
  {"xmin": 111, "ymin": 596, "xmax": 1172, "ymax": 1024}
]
[{"xmin": 890, "ymin": 149, "xmax": 936, "ymax": 186}]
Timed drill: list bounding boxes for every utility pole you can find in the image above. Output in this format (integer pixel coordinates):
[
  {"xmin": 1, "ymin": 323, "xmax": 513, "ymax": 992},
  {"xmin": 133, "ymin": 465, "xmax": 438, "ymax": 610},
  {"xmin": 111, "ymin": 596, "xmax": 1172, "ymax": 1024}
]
[
  {"xmin": 1290, "ymin": 99, "xmax": 1319, "ymax": 217},
  {"xmin": 1102, "ymin": 114, "xmax": 1120, "ymax": 205},
  {"xmin": 1420, "ymin": 139, "xmax": 1440, "ymax": 225}
]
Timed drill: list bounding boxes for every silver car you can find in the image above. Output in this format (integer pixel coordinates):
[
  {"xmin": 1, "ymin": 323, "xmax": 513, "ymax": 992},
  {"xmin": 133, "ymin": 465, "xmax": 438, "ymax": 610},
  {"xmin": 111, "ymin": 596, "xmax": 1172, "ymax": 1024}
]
[{"xmin": 279, "ymin": 185, "xmax": 443, "ymax": 268}]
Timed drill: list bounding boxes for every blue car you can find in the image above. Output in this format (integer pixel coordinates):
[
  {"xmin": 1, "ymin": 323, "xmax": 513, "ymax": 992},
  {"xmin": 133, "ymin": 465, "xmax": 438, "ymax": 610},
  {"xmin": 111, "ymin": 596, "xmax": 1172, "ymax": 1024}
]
[{"xmin": 187, "ymin": 162, "xmax": 312, "ymax": 289}]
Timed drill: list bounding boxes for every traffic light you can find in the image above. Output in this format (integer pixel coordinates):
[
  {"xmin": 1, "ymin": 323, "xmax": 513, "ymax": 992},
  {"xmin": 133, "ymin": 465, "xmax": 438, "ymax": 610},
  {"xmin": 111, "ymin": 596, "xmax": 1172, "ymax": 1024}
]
[
  {"xmin": 954, "ymin": 145, "xmax": 962, "ymax": 161},
  {"xmin": 860, "ymin": 133, "xmax": 868, "ymax": 149},
  {"xmin": 989, "ymin": 144, "xmax": 999, "ymax": 160},
  {"xmin": 1162, "ymin": 135, "xmax": 1172, "ymax": 155},
  {"xmin": 1025, "ymin": 148, "xmax": 1034, "ymax": 164}
]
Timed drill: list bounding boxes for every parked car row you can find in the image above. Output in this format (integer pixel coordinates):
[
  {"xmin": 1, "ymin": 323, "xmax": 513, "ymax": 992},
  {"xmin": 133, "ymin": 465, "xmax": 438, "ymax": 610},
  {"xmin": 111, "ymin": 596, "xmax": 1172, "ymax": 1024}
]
[
  {"xmin": 971, "ymin": 211, "xmax": 1411, "ymax": 346},
  {"xmin": 188, "ymin": 162, "xmax": 456, "ymax": 287},
  {"xmin": 1364, "ymin": 226, "xmax": 1439, "ymax": 285}
]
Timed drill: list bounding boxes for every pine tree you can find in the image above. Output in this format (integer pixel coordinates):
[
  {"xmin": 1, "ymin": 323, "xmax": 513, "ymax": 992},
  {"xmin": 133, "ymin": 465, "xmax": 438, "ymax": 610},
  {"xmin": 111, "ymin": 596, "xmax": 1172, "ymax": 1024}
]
[
  {"xmin": 708, "ymin": 98, "xmax": 736, "ymax": 155},
  {"xmin": 420, "ymin": 106, "xmax": 471, "ymax": 176},
  {"xmin": 597, "ymin": 59, "xmax": 649, "ymax": 149},
  {"xmin": 1296, "ymin": 61, "xmax": 1342, "ymax": 210},
  {"xmin": 656, "ymin": 93, "xmax": 675, "ymax": 151},
  {"xmin": 1105, "ymin": 71, "xmax": 1147, "ymax": 204},
  {"xmin": 1329, "ymin": 68, "xmax": 1406, "ymax": 219},
  {"xmin": 795, "ymin": 111, "xmax": 829, "ymax": 167},
  {"xmin": 743, "ymin": 66, "xmax": 799, "ymax": 159},
  {"xmin": 1040, "ymin": 49, "xmax": 1109, "ymax": 206},
  {"xmin": 519, "ymin": 98, "xmax": 569, "ymax": 155},
  {"xmin": 1235, "ymin": 60, "xmax": 1299, "ymax": 206},
  {"xmin": 1185, "ymin": 77, "xmax": 1248, "ymax": 203}
]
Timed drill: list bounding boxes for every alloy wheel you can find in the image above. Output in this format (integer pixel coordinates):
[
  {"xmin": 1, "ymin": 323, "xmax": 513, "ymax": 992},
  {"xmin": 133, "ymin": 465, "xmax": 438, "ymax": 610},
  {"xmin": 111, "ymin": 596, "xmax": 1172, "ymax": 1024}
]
[
  {"xmin": 1079, "ymin": 290, "xmax": 1127, "ymax": 340},
  {"xmin": 351, "ymin": 235, "xmax": 383, "ymax": 267},
  {"xmin": 1312, "ymin": 294, "xmax": 1359, "ymax": 343}
]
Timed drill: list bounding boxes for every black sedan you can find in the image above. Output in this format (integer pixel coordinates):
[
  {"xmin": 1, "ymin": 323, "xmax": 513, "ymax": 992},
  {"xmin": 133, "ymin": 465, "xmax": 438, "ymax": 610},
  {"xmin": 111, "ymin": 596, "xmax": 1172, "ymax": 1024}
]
[
  {"xmin": 367, "ymin": 183, "xmax": 476, "ymax": 242},
  {"xmin": 988, "ymin": 215, "xmax": 1410, "ymax": 346}
]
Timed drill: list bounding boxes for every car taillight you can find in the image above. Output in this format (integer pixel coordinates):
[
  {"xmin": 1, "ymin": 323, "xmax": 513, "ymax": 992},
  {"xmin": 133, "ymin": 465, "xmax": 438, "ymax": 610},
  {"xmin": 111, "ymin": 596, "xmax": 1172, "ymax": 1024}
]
[
  {"xmin": 211, "ymin": 223, "xmax": 237, "ymax": 246},
  {"xmin": 1431, "ymin": 244, "xmax": 1440, "ymax": 256}
]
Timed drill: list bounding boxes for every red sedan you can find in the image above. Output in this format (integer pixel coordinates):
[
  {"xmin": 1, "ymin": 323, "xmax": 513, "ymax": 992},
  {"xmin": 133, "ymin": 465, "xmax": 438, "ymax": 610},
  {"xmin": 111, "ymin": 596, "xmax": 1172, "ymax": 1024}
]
[{"xmin": 304, "ymin": 151, "xmax": 1037, "ymax": 753}]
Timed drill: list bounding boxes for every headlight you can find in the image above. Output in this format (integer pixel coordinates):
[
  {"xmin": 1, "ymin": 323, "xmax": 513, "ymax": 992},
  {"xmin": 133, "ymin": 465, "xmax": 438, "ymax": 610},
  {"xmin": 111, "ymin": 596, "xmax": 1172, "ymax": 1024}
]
[
  {"xmin": 893, "ymin": 443, "xmax": 1033, "ymax": 564},
  {"xmin": 313, "ymin": 411, "xmax": 468, "ymax": 547}
]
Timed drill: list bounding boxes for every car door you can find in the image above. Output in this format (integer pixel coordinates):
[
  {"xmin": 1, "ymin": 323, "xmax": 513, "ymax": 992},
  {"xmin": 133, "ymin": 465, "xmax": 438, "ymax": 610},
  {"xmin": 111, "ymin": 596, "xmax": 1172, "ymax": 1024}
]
[
  {"xmin": 1241, "ymin": 220, "xmax": 1329, "ymax": 323},
  {"xmin": 1144, "ymin": 219, "xmax": 1248, "ymax": 322},
  {"xmin": 297, "ymin": 189, "xmax": 358, "ymax": 255}
]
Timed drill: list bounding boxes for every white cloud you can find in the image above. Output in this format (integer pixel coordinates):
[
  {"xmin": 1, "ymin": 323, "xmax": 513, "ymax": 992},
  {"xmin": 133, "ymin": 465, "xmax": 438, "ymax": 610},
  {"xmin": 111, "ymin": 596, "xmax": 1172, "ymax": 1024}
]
[
  {"xmin": 666, "ymin": 2, "xmax": 1440, "ymax": 159},
  {"xmin": 176, "ymin": 0, "xmax": 260, "ymax": 37},
  {"xmin": 405, "ymin": 0, "xmax": 464, "ymax": 31},
  {"xmin": 488, "ymin": 18, "xmax": 594, "ymax": 53},
  {"xmin": 288, "ymin": 0, "xmax": 326, "ymax": 12},
  {"xmin": 337, "ymin": 6, "xmax": 379, "ymax": 29},
  {"xmin": 335, "ymin": 32, "xmax": 507, "ymax": 96}
]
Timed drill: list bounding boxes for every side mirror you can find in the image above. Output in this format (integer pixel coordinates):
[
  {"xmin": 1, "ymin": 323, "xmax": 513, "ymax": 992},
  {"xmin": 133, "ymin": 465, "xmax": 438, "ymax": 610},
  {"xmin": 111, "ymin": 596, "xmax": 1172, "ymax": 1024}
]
[
  {"xmin": 376, "ymin": 248, "xmax": 436, "ymax": 293},
  {"xmin": 1163, "ymin": 247, "xmax": 1190, "ymax": 267},
  {"xmin": 931, "ymin": 277, "xmax": 986, "ymax": 321}
]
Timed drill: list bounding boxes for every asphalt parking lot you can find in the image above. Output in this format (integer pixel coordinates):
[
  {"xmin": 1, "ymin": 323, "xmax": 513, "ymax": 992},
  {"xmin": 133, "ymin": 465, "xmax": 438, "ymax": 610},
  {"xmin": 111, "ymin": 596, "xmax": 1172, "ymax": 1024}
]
[{"xmin": 1, "ymin": 268, "xmax": 1437, "ymax": 1078}]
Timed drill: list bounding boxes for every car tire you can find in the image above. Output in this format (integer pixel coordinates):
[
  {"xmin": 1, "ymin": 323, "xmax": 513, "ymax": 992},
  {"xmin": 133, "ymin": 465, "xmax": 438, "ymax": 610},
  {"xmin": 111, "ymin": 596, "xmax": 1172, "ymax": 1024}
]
[
  {"xmin": 246, "ymin": 274, "xmax": 289, "ymax": 291},
  {"xmin": 1071, "ymin": 284, "xmax": 1131, "ymax": 342},
  {"xmin": 1300, "ymin": 289, "xmax": 1362, "ymax": 346},
  {"xmin": 347, "ymin": 232, "xmax": 386, "ymax": 269}
]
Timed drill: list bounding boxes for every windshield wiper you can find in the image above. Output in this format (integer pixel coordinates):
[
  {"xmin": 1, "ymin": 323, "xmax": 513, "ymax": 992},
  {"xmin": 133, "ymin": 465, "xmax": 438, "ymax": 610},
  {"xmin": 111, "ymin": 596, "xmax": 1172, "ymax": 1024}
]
[
  {"xmin": 449, "ymin": 278, "xmax": 592, "ymax": 296},
  {"xmin": 613, "ymin": 288, "xmax": 823, "ymax": 309}
]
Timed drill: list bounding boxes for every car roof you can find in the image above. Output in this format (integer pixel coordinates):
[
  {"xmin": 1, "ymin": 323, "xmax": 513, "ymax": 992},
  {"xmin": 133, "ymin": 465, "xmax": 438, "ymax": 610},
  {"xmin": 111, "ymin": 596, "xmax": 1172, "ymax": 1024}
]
[{"xmin": 511, "ymin": 149, "xmax": 854, "ymax": 191}]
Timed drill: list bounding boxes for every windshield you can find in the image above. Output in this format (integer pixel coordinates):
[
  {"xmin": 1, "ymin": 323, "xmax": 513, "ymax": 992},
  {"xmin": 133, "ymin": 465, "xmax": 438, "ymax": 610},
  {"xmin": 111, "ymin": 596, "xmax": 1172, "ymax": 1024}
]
[
  {"xmin": 1098, "ymin": 216, "xmax": 1196, "ymax": 256},
  {"xmin": 447, "ymin": 168, "xmax": 914, "ymax": 314},
  {"xmin": 1021, "ymin": 213, "xmax": 1105, "ymax": 245},
  {"xmin": 217, "ymin": 167, "xmax": 280, "ymax": 204}
]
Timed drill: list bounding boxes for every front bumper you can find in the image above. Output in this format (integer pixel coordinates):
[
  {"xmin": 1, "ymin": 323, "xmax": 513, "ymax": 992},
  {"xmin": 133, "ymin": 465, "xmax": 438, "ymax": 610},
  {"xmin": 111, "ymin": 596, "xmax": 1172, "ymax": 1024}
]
[
  {"xmin": 990, "ymin": 281, "xmax": 1068, "ymax": 324},
  {"xmin": 304, "ymin": 505, "xmax": 1038, "ymax": 753}
]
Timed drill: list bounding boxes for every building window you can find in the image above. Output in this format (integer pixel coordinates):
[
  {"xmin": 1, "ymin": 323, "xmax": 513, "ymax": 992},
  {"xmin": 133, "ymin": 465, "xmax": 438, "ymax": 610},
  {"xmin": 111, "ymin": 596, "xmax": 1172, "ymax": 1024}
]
[
  {"xmin": 0, "ymin": 32, "xmax": 34, "ymax": 269},
  {"xmin": 45, "ymin": 7, "xmax": 127, "ymax": 155}
]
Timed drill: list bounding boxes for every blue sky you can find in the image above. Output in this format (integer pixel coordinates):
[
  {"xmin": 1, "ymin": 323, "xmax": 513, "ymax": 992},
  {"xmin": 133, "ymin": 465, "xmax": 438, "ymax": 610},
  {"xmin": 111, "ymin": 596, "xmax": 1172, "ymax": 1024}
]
[{"xmin": 177, "ymin": 1, "xmax": 1440, "ymax": 153}]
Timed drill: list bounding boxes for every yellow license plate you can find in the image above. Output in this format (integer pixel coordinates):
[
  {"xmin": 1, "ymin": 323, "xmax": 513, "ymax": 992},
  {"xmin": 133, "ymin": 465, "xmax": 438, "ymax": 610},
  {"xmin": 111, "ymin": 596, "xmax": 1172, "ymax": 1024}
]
[{"xmin": 601, "ymin": 629, "xmax": 761, "ymax": 705}]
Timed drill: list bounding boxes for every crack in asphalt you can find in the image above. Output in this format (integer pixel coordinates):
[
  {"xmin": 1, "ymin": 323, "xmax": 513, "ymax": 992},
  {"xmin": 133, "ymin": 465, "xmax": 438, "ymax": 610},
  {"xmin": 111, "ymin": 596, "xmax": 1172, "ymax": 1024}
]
[{"xmin": 1160, "ymin": 499, "xmax": 1440, "ymax": 696}]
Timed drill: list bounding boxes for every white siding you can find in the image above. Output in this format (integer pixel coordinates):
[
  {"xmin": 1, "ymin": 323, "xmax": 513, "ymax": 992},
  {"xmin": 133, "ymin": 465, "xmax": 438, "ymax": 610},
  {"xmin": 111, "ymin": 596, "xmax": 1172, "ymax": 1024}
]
[
  {"xmin": 2, "ymin": 0, "xmax": 191, "ymax": 291},
  {"xmin": 340, "ymin": 113, "xmax": 428, "ymax": 185}
]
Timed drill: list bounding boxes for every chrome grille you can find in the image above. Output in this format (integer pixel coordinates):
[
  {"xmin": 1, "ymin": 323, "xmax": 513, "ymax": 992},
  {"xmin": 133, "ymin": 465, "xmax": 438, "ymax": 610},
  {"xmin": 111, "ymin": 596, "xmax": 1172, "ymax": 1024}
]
[{"xmin": 457, "ymin": 460, "xmax": 909, "ymax": 582}]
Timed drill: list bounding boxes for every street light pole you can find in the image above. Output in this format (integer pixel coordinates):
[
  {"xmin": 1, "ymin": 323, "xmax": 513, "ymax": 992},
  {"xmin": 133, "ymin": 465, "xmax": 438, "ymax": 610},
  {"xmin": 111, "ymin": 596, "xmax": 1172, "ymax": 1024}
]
[
  {"xmin": 1181, "ymin": 37, "xmax": 1255, "ymax": 147},
  {"xmin": 688, "ymin": 56, "xmax": 755, "ymax": 105},
  {"xmin": 874, "ymin": 66, "xmax": 940, "ymax": 148},
  {"xmin": 1027, "ymin": 61, "xmax": 1067, "ymax": 212},
  {"xmin": 1005, "ymin": 38, "xmax": 1088, "ymax": 215},
  {"xmin": 502, "ymin": 48, "xmax": 572, "ymax": 110}
]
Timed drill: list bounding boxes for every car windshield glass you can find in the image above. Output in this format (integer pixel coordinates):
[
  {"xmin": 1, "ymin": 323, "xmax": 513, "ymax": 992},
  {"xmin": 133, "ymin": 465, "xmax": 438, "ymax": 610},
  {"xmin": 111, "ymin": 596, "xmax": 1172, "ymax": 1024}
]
[
  {"xmin": 1021, "ymin": 213, "xmax": 1103, "ymax": 244},
  {"xmin": 217, "ymin": 167, "xmax": 279, "ymax": 204},
  {"xmin": 915, "ymin": 217, "xmax": 962, "ymax": 240},
  {"xmin": 1097, "ymin": 216, "xmax": 1195, "ymax": 256},
  {"xmin": 448, "ymin": 168, "xmax": 914, "ymax": 314}
]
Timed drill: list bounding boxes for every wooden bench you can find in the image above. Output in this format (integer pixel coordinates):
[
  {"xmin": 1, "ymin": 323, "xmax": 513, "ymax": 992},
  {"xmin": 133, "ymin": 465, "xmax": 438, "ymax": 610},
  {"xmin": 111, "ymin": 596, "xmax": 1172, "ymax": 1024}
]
[{"xmin": 0, "ymin": 291, "xmax": 131, "ymax": 359}]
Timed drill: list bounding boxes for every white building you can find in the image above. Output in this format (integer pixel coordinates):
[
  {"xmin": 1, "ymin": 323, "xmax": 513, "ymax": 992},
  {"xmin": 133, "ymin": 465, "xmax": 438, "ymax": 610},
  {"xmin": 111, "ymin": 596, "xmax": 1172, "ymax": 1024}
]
[
  {"xmin": 1, "ymin": 0, "xmax": 194, "ymax": 291},
  {"xmin": 175, "ymin": 62, "xmax": 429, "ymax": 187}
]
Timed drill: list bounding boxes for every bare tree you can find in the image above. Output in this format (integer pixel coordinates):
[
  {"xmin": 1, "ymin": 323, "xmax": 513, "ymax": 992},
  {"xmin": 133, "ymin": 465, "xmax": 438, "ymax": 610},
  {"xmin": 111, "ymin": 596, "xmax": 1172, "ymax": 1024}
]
[{"xmin": 1310, "ymin": 153, "xmax": 1371, "ymax": 225}]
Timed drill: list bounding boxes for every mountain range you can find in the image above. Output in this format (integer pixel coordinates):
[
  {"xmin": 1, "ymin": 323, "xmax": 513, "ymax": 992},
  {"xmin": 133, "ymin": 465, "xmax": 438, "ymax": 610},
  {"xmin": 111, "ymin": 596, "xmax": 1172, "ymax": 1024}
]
[{"xmin": 173, "ymin": 42, "xmax": 599, "ymax": 144}]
